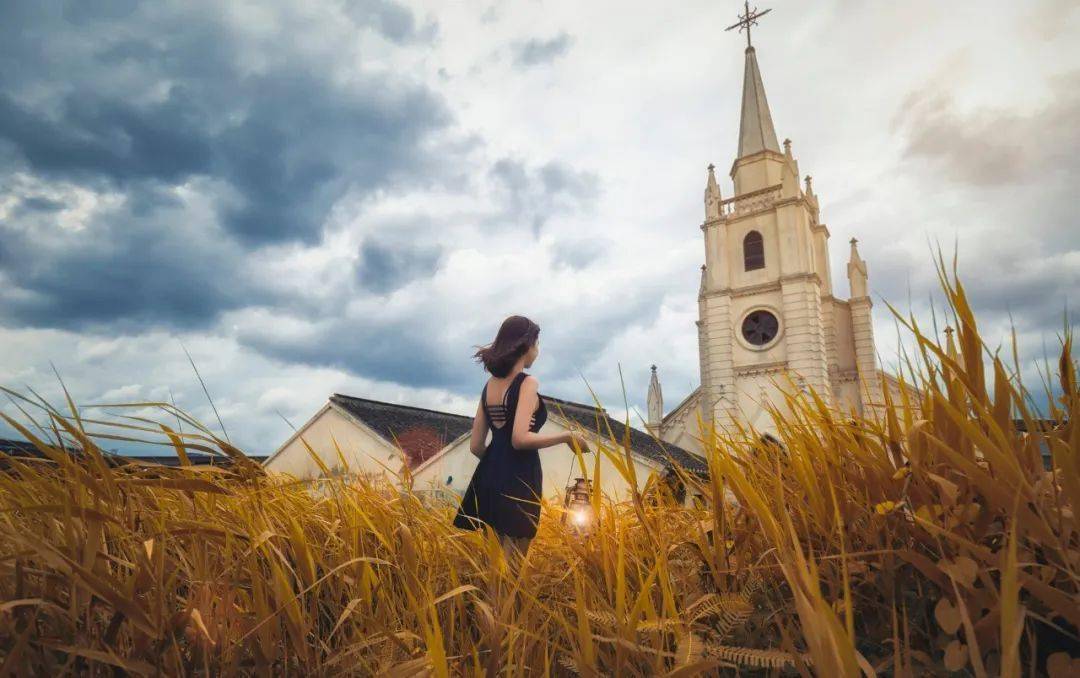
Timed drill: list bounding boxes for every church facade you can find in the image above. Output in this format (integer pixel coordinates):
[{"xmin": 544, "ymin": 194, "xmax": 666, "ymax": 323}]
[{"xmin": 646, "ymin": 43, "xmax": 908, "ymax": 457}]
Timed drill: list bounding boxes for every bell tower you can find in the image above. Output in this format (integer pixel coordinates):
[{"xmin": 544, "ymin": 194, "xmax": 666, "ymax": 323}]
[
  {"xmin": 697, "ymin": 5, "xmax": 835, "ymax": 434},
  {"xmin": 647, "ymin": 3, "xmax": 885, "ymax": 452}
]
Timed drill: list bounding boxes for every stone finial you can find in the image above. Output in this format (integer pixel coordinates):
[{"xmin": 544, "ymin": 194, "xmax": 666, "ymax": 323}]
[
  {"xmin": 847, "ymin": 236, "xmax": 868, "ymax": 298},
  {"xmin": 699, "ymin": 264, "xmax": 707, "ymax": 294},
  {"xmin": 944, "ymin": 326, "xmax": 958, "ymax": 362},
  {"xmin": 783, "ymin": 138, "xmax": 792, "ymax": 157},
  {"xmin": 704, "ymin": 163, "xmax": 722, "ymax": 221},
  {"xmin": 795, "ymin": 375, "xmax": 809, "ymax": 394},
  {"xmin": 804, "ymin": 175, "xmax": 814, "ymax": 196}
]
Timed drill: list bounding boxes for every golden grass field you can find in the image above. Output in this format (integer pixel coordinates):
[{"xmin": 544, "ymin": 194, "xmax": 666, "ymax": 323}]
[{"xmin": 1, "ymin": 257, "xmax": 1078, "ymax": 676}]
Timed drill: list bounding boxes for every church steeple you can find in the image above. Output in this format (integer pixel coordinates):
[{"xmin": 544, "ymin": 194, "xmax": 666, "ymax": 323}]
[
  {"xmin": 726, "ymin": 4, "xmax": 786, "ymax": 196},
  {"xmin": 737, "ymin": 46, "xmax": 781, "ymax": 158}
]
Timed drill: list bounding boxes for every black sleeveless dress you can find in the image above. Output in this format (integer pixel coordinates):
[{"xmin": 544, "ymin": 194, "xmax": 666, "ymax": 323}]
[{"xmin": 452, "ymin": 371, "xmax": 548, "ymax": 538}]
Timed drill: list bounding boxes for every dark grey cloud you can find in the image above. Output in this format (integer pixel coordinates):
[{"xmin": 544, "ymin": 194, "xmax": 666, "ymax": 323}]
[
  {"xmin": 551, "ymin": 238, "xmax": 606, "ymax": 271},
  {"xmin": 537, "ymin": 289, "xmax": 670, "ymax": 384},
  {"xmin": 342, "ymin": 0, "xmax": 438, "ymax": 43},
  {"xmin": 0, "ymin": 1, "xmax": 450, "ymax": 246},
  {"xmin": 236, "ymin": 279, "xmax": 669, "ymax": 394},
  {"xmin": 59, "ymin": 0, "xmax": 141, "ymax": 23},
  {"xmin": 357, "ymin": 239, "xmax": 444, "ymax": 294},
  {"xmin": 868, "ymin": 238, "xmax": 1076, "ymax": 342},
  {"xmin": 488, "ymin": 158, "xmax": 599, "ymax": 236},
  {"xmin": 238, "ymin": 315, "xmax": 470, "ymax": 389},
  {"xmin": 513, "ymin": 33, "xmax": 574, "ymax": 67},
  {"xmin": 0, "ymin": 90, "xmax": 215, "ymax": 186},
  {"xmin": 15, "ymin": 196, "xmax": 66, "ymax": 214},
  {"xmin": 480, "ymin": 5, "xmax": 501, "ymax": 25},
  {"xmin": 0, "ymin": 185, "xmax": 253, "ymax": 331}
]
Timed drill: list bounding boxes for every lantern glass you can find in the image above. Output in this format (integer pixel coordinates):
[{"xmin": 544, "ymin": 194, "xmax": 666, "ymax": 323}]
[{"xmin": 563, "ymin": 477, "xmax": 594, "ymax": 532}]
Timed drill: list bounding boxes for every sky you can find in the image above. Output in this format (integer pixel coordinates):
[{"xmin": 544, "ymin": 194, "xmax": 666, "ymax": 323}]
[{"xmin": 0, "ymin": 0, "xmax": 1077, "ymax": 455}]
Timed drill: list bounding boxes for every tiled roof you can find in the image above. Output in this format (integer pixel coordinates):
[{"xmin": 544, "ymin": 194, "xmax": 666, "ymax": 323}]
[
  {"xmin": 539, "ymin": 395, "xmax": 708, "ymax": 475},
  {"xmin": 0, "ymin": 438, "xmax": 266, "ymax": 468},
  {"xmin": 0, "ymin": 438, "xmax": 40, "ymax": 456},
  {"xmin": 329, "ymin": 394, "xmax": 474, "ymax": 469}
]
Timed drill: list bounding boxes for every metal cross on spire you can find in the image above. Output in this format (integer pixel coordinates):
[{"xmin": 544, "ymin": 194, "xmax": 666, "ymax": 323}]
[{"xmin": 725, "ymin": 1, "xmax": 772, "ymax": 48}]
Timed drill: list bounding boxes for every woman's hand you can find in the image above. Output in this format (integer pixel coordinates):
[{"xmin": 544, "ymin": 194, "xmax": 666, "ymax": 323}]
[{"xmin": 566, "ymin": 431, "xmax": 592, "ymax": 455}]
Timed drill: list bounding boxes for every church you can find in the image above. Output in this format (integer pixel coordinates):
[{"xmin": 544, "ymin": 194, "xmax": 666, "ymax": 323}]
[
  {"xmin": 645, "ymin": 34, "xmax": 910, "ymax": 457},
  {"xmin": 266, "ymin": 23, "xmax": 910, "ymax": 491}
]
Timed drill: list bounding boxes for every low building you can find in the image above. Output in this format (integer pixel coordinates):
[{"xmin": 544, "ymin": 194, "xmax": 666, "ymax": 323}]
[
  {"xmin": 264, "ymin": 392, "xmax": 706, "ymax": 503},
  {"xmin": 264, "ymin": 394, "xmax": 476, "ymax": 482},
  {"xmin": 0, "ymin": 437, "xmax": 266, "ymax": 471}
]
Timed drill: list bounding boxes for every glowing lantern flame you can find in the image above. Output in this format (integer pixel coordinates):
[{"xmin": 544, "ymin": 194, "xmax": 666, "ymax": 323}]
[{"xmin": 563, "ymin": 477, "xmax": 594, "ymax": 532}]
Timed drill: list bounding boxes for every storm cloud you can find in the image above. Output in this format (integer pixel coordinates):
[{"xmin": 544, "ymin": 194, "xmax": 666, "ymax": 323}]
[
  {"xmin": 512, "ymin": 33, "xmax": 574, "ymax": 67},
  {"xmin": 488, "ymin": 158, "xmax": 599, "ymax": 236},
  {"xmin": 358, "ymin": 239, "xmax": 444, "ymax": 294},
  {"xmin": 872, "ymin": 68, "xmax": 1080, "ymax": 339},
  {"xmin": 893, "ymin": 70, "xmax": 1080, "ymax": 189},
  {"xmin": 0, "ymin": 1, "xmax": 450, "ymax": 245}
]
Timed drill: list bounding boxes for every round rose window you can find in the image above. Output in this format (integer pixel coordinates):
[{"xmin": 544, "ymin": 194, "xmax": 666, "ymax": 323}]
[{"xmin": 741, "ymin": 310, "xmax": 779, "ymax": 346}]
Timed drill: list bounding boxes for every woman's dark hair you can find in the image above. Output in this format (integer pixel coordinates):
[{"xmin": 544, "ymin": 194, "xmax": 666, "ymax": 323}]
[{"xmin": 473, "ymin": 315, "xmax": 540, "ymax": 377}]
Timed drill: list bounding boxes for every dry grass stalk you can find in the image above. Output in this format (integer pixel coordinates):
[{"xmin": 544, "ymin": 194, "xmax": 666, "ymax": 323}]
[{"xmin": 0, "ymin": 255, "xmax": 1077, "ymax": 675}]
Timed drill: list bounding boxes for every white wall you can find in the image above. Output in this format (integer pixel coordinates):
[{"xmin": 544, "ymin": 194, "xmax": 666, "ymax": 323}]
[{"xmin": 264, "ymin": 405, "xmax": 402, "ymax": 481}]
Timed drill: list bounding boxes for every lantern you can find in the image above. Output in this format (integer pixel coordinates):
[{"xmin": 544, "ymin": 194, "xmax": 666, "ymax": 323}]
[{"xmin": 562, "ymin": 477, "xmax": 594, "ymax": 532}]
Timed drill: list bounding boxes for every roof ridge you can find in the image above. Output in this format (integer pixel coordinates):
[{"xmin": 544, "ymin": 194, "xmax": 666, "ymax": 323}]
[
  {"xmin": 331, "ymin": 391, "xmax": 605, "ymax": 420},
  {"xmin": 330, "ymin": 393, "xmax": 473, "ymax": 421},
  {"xmin": 539, "ymin": 393, "xmax": 607, "ymax": 412}
]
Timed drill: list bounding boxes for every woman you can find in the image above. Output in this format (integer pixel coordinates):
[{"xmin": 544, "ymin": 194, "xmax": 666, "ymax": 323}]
[{"xmin": 453, "ymin": 315, "xmax": 591, "ymax": 562}]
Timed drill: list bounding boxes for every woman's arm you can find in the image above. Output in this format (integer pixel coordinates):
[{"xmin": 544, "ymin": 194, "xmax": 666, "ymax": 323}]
[
  {"xmin": 469, "ymin": 397, "xmax": 488, "ymax": 457},
  {"xmin": 511, "ymin": 376, "xmax": 588, "ymax": 452}
]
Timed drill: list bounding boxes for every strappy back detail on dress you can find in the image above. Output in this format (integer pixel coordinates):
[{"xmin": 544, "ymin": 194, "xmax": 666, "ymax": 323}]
[{"xmin": 482, "ymin": 371, "xmax": 538, "ymax": 431}]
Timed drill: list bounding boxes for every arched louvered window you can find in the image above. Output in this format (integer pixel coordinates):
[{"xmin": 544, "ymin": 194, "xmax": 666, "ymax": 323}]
[{"xmin": 743, "ymin": 230, "xmax": 765, "ymax": 271}]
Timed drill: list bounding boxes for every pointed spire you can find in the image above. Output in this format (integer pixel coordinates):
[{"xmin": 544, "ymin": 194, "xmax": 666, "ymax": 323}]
[
  {"xmin": 847, "ymin": 237, "xmax": 868, "ymax": 298},
  {"xmin": 699, "ymin": 263, "xmax": 707, "ymax": 295},
  {"xmin": 804, "ymin": 174, "xmax": 819, "ymax": 221},
  {"xmin": 704, "ymin": 163, "xmax": 722, "ymax": 220},
  {"xmin": 647, "ymin": 364, "xmax": 664, "ymax": 429},
  {"xmin": 737, "ymin": 46, "xmax": 781, "ymax": 158}
]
